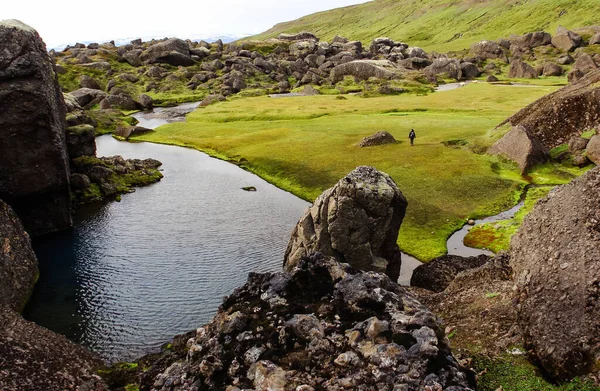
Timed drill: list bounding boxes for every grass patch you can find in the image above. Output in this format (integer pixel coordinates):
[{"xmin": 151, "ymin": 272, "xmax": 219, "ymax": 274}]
[
  {"xmin": 475, "ymin": 353, "xmax": 600, "ymax": 391},
  {"xmin": 133, "ymin": 83, "xmax": 569, "ymax": 260}
]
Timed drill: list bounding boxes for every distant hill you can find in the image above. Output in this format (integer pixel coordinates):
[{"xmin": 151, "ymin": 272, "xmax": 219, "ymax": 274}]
[{"xmin": 250, "ymin": 0, "xmax": 600, "ymax": 52}]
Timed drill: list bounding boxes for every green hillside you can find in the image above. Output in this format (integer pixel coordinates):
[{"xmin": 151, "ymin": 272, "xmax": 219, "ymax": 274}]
[{"xmin": 251, "ymin": 0, "xmax": 600, "ymax": 52}]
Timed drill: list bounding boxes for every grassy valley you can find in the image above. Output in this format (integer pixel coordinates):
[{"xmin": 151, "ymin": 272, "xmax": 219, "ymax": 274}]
[{"xmin": 251, "ymin": 0, "xmax": 600, "ymax": 52}]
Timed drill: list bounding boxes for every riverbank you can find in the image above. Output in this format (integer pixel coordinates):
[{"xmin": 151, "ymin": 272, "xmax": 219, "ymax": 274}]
[{"xmin": 133, "ymin": 83, "xmax": 589, "ymax": 260}]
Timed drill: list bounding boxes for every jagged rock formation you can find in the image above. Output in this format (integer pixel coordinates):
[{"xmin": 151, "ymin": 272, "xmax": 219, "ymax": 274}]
[
  {"xmin": 510, "ymin": 167, "xmax": 600, "ymax": 380},
  {"xmin": 488, "ymin": 125, "xmax": 549, "ymax": 173},
  {"xmin": 502, "ymin": 68, "xmax": 600, "ymax": 148},
  {"xmin": 357, "ymin": 131, "xmax": 397, "ymax": 147},
  {"xmin": 410, "ymin": 254, "xmax": 490, "ymax": 293},
  {"xmin": 0, "ymin": 199, "xmax": 108, "ymax": 391},
  {"xmin": 283, "ymin": 166, "xmax": 407, "ymax": 281},
  {"xmin": 145, "ymin": 253, "xmax": 475, "ymax": 391},
  {"xmin": 0, "ymin": 20, "xmax": 72, "ymax": 235},
  {"xmin": 0, "ymin": 200, "xmax": 38, "ymax": 312}
]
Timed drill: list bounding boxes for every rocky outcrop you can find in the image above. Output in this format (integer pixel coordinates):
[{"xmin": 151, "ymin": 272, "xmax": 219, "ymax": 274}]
[
  {"xmin": 357, "ymin": 131, "xmax": 397, "ymax": 147},
  {"xmin": 330, "ymin": 60, "xmax": 395, "ymax": 83},
  {"xmin": 410, "ymin": 254, "xmax": 490, "ymax": 293},
  {"xmin": 510, "ymin": 167, "xmax": 600, "ymax": 380},
  {"xmin": 145, "ymin": 253, "xmax": 475, "ymax": 391},
  {"xmin": 65, "ymin": 124, "xmax": 96, "ymax": 159},
  {"xmin": 284, "ymin": 166, "xmax": 407, "ymax": 280},
  {"xmin": 503, "ymin": 68, "xmax": 600, "ymax": 148},
  {"xmin": 0, "ymin": 200, "xmax": 38, "ymax": 312},
  {"xmin": 0, "ymin": 20, "xmax": 72, "ymax": 236},
  {"xmin": 509, "ymin": 31, "xmax": 552, "ymax": 49},
  {"xmin": 488, "ymin": 125, "xmax": 549, "ymax": 173},
  {"xmin": 278, "ymin": 32, "xmax": 319, "ymax": 41}
]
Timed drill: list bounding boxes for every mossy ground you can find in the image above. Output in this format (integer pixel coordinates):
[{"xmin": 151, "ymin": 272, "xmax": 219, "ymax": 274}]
[
  {"xmin": 131, "ymin": 82, "xmax": 585, "ymax": 261},
  {"xmin": 475, "ymin": 354, "xmax": 600, "ymax": 391}
]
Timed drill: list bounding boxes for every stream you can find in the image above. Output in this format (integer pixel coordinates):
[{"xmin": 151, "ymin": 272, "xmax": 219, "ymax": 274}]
[{"xmin": 24, "ymin": 101, "xmax": 526, "ymax": 362}]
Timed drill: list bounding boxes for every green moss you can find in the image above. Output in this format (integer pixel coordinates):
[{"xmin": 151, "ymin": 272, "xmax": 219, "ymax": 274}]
[
  {"xmin": 581, "ymin": 129, "xmax": 597, "ymax": 139},
  {"xmin": 125, "ymin": 385, "xmax": 139, "ymax": 391},
  {"xmin": 475, "ymin": 353, "xmax": 600, "ymax": 391}
]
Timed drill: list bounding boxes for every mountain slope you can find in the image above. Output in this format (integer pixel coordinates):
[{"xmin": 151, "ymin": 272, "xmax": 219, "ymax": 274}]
[{"xmin": 250, "ymin": 0, "xmax": 600, "ymax": 52}]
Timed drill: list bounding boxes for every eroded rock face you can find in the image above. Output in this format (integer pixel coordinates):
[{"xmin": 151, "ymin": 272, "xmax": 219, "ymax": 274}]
[
  {"xmin": 284, "ymin": 166, "xmax": 407, "ymax": 280},
  {"xmin": 504, "ymin": 68, "xmax": 600, "ymax": 148},
  {"xmin": 511, "ymin": 167, "xmax": 600, "ymax": 380},
  {"xmin": 0, "ymin": 20, "xmax": 72, "ymax": 236},
  {"xmin": 147, "ymin": 254, "xmax": 475, "ymax": 391},
  {"xmin": 488, "ymin": 125, "xmax": 549, "ymax": 173},
  {"xmin": 0, "ymin": 200, "xmax": 38, "ymax": 312}
]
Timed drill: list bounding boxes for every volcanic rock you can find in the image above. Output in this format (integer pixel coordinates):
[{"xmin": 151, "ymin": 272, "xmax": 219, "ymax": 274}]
[
  {"xmin": 488, "ymin": 125, "xmax": 549, "ymax": 173},
  {"xmin": 358, "ymin": 131, "xmax": 397, "ymax": 147},
  {"xmin": 503, "ymin": 68, "xmax": 600, "ymax": 148},
  {"xmin": 65, "ymin": 124, "xmax": 96, "ymax": 159},
  {"xmin": 0, "ymin": 20, "xmax": 72, "ymax": 235},
  {"xmin": 551, "ymin": 26, "xmax": 582, "ymax": 52},
  {"xmin": 284, "ymin": 166, "xmax": 407, "ymax": 280},
  {"xmin": 331, "ymin": 60, "xmax": 395, "ymax": 83},
  {"xmin": 508, "ymin": 59, "xmax": 537, "ymax": 78},
  {"xmin": 470, "ymin": 40, "xmax": 505, "ymax": 59},
  {"xmin": 140, "ymin": 38, "xmax": 194, "ymax": 66},
  {"xmin": 510, "ymin": 167, "xmax": 600, "ymax": 380},
  {"xmin": 145, "ymin": 253, "xmax": 475, "ymax": 391},
  {"xmin": 586, "ymin": 135, "xmax": 600, "ymax": 165},
  {"xmin": 278, "ymin": 32, "xmax": 319, "ymax": 41},
  {"xmin": 410, "ymin": 254, "xmax": 490, "ymax": 292},
  {"xmin": 114, "ymin": 125, "xmax": 153, "ymax": 140}
]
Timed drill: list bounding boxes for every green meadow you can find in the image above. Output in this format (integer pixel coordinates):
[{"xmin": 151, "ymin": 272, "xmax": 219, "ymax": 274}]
[{"xmin": 134, "ymin": 82, "xmax": 588, "ymax": 261}]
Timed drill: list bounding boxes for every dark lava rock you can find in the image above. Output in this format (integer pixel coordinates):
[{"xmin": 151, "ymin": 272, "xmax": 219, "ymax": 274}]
[
  {"xmin": 70, "ymin": 88, "xmax": 108, "ymax": 107},
  {"xmin": 488, "ymin": 125, "xmax": 549, "ymax": 173},
  {"xmin": 66, "ymin": 124, "xmax": 96, "ymax": 159},
  {"xmin": 358, "ymin": 131, "xmax": 397, "ymax": 147},
  {"xmin": 410, "ymin": 254, "xmax": 490, "ymax": 292},
  {"xmin": 69, "ymin": 173, "xmax": 91, "ymax": 190},
  {"xmin": 470, "ymin": 40, "xmax": 505, "ymax": 59},
  {"xmin": 511, "ymin": 167, "xmax": 600, "ymax": 380},
  {"xmin": 0, "ymin": 20, "xmax": 72, "ymax": 235},
  {"xmin": 508, "ymin": 59, "xmax": 537, "ymax": 78},
  {"xmin": 79, "ymin": 74, "xmax": 102, "ymax": 90},
  {"xmin": 138, "ymin": 93, "xmax": 153, "ymax": 110},
  {"xmin": 0, "ymin": 200, "xmax": 38, "ymax": 312},
  {"xmin": 284, "ymin": 166, "xmax": 407, "ymax": 281},
  {"xmin": 144, "ymin": 253, "xmax": 475, "ymax": 391},
  {"xmin": 503, "ymin": 68, "xmax": 600, "ymax": 148},
  {"xmin": 100, "ymin": 93, "xmax": 138, "ymax": 110}
]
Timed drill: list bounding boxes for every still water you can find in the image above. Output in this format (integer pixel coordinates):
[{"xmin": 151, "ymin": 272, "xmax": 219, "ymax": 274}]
[{"xmin": 25, "ymin": 135, "xmax": 310, "ymax": 362}]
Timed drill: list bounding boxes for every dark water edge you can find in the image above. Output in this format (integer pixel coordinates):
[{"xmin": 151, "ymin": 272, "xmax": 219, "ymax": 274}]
[{"xmin": 24, "ymin": 135, "xmax": 310, "ymax": 363}]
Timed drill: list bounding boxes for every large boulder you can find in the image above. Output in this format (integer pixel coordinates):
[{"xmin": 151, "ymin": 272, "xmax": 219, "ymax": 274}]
[
  {"xmin": 65, "ymin": 125, "xmax": 96, "ymax": 159},
  {"xmin": 284, "ymin": 166, "xmax": 407, "ymax": 280},
  {"xmin": 410, "ymin": 254, "xmax": 490, "ymax": 293},
  {"xmin": 69, "ymin": 88, "xmax": 108, "ymax": 108},
  {"xmin": 542, "ymin": 62, "xmax": 564, "ymax": 76},
  {"xmin": 568, "ymin": 53, "xmax": 598, "ymax": 82},
  {"xmin": 358, "ymin": 131, "xmax": 397, "ymax": 147},
  {"xmin": 145, "ymin": 253, "xmax": 475, "ymax": 390},
  {"xmin": 0, "ymin": 20, "xmax": 72, "ymax": 236},
  {"xmin": 330, "ymin": 60, "xmax": 395, "ymax": 83},
  {"xmin": 140, "ymin": 38, "xmax": 194, "ymax": 66},
  {"xmin": 470, "ymin": 40, "xmax": 505, "ymax": 59},
  {"xmin": 0, "ymin": 200, "xmax": 38, "ymax": 312},
  {"xmin": 423, "ymin": 58, "xmax": 462, "ymax": 80},
  {"xmin": 510, "ymin": 31, "xmax": 552, "ymax": 49},
  {"xmin": 508, "ymin": 59, "xmax": 537, "ymax": 78},
  {"xmin": 488, "ymin": 125, "xmax": 549, "ymax": 173},
  {"xmin": 503, "ymin": 68, "xmax": 600, "ymax": 148},
  {"xmin": 551, "ymin": 26, "xmax": 582, "ymax": 52},
  {"xmin": 586, "ymin": 134, "xmax": 600, "ymax": 165},
  {"xmin": 510, "ymin": 167, "xmax": 600, "ymax": 380},
  {"xmin": 590, "ymin": 33, "xmax": 600, "ymax": 45}
]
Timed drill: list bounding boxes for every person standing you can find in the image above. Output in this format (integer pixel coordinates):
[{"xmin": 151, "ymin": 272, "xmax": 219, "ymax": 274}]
[{"xmin": 408, "ymin": 129, "xmax": 416, "ymax": 146}]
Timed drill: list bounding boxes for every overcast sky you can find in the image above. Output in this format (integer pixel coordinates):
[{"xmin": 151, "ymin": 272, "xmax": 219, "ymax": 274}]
[{"xmin": 3, "ymin": 0, "xmax": 370, "ymax": 49}]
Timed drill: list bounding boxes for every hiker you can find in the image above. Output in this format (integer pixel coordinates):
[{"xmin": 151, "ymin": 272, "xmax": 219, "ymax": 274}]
[{"xmin": 408, "ymin": 129, "xmax": 416, "ymax": 146}]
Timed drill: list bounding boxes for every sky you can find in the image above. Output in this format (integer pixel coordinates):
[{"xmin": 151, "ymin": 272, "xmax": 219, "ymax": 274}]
[{"xmin": 3, "ymin": 0, "xmax": 370, "ymax": 49}]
